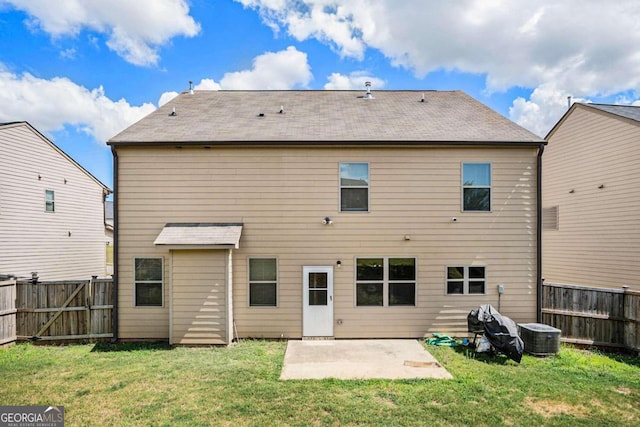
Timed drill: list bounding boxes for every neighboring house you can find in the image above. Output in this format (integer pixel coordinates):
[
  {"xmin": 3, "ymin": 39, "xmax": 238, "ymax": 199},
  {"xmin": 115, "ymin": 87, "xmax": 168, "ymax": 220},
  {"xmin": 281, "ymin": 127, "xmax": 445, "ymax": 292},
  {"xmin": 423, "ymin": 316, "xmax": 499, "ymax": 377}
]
[
  {"xmin": 105, "ymin": 200, "xmax": 114, "ymax": 276},
  {"xmin": 0, "ymin": 122, "xmax": 112, "ymax": 280},
  {"xmin": 108, "ymin": 89, "xmax": 546, "ymax": 345},
  {"xmin": 543, "ymin": 103, "xmax": 640, "ymax": 289}
]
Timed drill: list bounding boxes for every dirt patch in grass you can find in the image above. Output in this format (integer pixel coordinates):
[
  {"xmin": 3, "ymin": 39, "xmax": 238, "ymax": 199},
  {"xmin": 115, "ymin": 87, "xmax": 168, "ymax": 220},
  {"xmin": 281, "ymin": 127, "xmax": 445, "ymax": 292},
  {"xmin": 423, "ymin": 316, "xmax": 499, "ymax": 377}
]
[
  {"xmin": 374, "ymin": 394, "xmax": 397, "ymax": 408},
  {"xmin": 525, "ymin": 397, "xmax": 587, "ymax": 418}
]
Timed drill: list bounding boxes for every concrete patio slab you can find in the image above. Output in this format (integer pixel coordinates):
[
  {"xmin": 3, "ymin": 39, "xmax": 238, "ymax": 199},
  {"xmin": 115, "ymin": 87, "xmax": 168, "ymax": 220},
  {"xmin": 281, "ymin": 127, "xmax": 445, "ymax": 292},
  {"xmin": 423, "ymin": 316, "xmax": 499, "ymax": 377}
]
[{"xmin": 280, "ymin": 339, "xmax": 453, "ymax": 380}]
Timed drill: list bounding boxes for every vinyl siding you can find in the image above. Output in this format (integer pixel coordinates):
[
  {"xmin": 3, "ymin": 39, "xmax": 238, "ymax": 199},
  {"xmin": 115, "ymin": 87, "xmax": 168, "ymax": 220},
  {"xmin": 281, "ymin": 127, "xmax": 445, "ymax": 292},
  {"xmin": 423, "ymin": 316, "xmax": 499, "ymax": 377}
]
[
  {"xmin": 0, "ymin": 123, "xmax": 108, "ymax": 280},
  {"xmin": 117, "ymin": 145, "xmax": 538, "ymax": 339},
  {"xmin": 543, "ymin": 107, "xmax": 640, "ymax": 289}
]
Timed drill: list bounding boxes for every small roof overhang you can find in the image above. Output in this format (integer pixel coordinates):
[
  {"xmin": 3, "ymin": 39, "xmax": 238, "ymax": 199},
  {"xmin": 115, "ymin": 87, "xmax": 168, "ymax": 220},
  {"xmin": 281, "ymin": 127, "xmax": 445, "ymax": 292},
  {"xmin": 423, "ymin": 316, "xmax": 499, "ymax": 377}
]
[{"xmin": 154, "ymin": 223, "xmax": 243, "ymax": 250}]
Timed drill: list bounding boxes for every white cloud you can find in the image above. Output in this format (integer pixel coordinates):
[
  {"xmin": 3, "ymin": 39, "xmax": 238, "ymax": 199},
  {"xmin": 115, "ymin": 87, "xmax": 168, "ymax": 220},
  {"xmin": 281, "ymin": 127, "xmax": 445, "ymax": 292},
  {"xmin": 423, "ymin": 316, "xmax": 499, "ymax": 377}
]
[
  {"xmin": 195, "ymin": 79, "xmax": 222, "ymax": 91},
  {"xmin": 324, "ymin": 72, "xmax": 384, "ymax": 90},
  {"xmin": 158, "ymin": 91, "xmax": 179, "ymax": 107},
  {"xmin": 219, "ymin": 46, "xmax": 312, "ymax": 89},
  {"xmin": 509, "ymin": 85, "xmax": 591, "ymax": 137},
  {"xmin": 158, "ymin": 47, "xmax": 311, "ymax": 103},
  {"xmin": 3, "ymin": 0, "xmax": 200, "ymax": 66},
  {"xmin": 0, "ymin": 68, "xmax": 155, "ymax": 142},
  {"xmin": 238, "ymin": 1, "xmax": 640, "ymax": 95}
]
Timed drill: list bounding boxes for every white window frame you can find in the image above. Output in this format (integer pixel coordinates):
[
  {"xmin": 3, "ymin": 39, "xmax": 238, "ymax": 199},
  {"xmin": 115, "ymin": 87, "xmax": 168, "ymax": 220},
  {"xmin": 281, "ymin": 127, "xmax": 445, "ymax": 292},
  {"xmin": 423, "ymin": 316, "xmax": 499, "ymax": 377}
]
[
  {"xmin": 45, "ymin": 189, "xmax": 55, "ymax": 212},
  {"xmin": 354, "ymin": 257, "xmax": 417, "ymax": 307},
  {"xmin": 445, "ymin": 266, "xmax": 486, "ymax": 295},
  {"xmin": 461, "ymin": 162, "xmax": 492, "ymax": 212},
  {"xmin": 248, "ymin": 257, "xmax": 278, "ymax": 308},
  {"xmin": 133, "ymin": 257, "xmax": 164, "ymax": 308},
  {"xmin": 339, "ymin": 162, "xmax": 370, "ymax": 212}
]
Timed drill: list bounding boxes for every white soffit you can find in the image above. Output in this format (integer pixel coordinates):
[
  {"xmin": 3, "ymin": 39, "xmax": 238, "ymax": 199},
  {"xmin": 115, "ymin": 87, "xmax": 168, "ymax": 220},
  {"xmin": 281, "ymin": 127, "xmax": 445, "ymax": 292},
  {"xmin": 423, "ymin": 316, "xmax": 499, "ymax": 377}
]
[{"xmin": 154, "ymin": 223, "xmax": 243, "ymax": 249}]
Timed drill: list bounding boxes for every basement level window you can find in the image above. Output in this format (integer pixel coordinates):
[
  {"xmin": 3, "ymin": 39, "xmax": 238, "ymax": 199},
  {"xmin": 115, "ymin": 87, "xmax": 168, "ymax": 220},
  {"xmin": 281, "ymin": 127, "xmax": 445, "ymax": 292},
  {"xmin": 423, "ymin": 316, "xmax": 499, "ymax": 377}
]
[
  {"xmin": 45, "ymin": 190, "xmax": 55, "ymax": 212},
  {"xmin": 356, "ymin": 257, "xmax": 416, "ymax": 307},
  {"xmin": 446, "ymin": 266, "xmax": 485, "ymax": 295},
  {"xmin": 134, "ymin": 257, "xmax": 163, "ymax": 307},
  {"xmin": 249, "ymin": 258, "xmax": 277, "ymax": 307}
]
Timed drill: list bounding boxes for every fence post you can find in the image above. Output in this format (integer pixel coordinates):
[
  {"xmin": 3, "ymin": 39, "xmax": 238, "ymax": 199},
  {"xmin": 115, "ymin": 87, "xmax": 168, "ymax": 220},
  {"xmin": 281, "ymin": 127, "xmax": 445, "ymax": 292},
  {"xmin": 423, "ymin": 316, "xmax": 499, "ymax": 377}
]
[
  {"xmin": 622, "ymin": 285, "xmax": 640, "ymax": 355},
  {"xmin": 0, "ymin": 278, "xmax": 17, "ymax": 346}
]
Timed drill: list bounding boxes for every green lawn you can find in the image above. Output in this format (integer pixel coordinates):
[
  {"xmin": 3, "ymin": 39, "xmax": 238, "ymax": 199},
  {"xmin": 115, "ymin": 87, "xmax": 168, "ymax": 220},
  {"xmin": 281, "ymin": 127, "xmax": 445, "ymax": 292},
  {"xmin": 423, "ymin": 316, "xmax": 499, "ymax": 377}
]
[{"xmin": 1, "ymin": 340, "xmax": 639, "ymax": 426}]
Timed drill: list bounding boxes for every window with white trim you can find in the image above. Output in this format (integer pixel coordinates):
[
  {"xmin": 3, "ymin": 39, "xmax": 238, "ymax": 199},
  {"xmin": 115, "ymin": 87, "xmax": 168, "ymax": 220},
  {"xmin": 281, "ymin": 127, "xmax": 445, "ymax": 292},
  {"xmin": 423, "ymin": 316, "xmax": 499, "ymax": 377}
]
[
  {"xmin": 134, "ymin": 257, "xmax": 163, "ymax": 307},
  {"xmin": 462, "ymin": 163, "xmax": 491, "ymax": 211},
  {"xmin": 356, "ymin": 257, "xmax": 416, "ymax": 306},
  {"xmin": 249, "ymin": 258, "xmax": 277, "ymax": 307},
  {"xmin": 340, "ymin": 162, "xmax": 369, "ymax": 212},
  {"xmin": 446, "ymin": 266, "xmax": 486, "ymax": 295},
  {"xmin": 45, "ymin": 189, "xmax": 55, "ymax": 212}
]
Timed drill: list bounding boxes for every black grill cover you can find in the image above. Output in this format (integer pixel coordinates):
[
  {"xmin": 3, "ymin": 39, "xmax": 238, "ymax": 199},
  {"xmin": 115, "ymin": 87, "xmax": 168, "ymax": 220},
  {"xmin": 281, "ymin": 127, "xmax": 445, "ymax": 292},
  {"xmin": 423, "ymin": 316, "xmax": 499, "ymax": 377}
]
[{"xmin": 467, "ymin": 304, "xmax": 524, "ymax": 363}]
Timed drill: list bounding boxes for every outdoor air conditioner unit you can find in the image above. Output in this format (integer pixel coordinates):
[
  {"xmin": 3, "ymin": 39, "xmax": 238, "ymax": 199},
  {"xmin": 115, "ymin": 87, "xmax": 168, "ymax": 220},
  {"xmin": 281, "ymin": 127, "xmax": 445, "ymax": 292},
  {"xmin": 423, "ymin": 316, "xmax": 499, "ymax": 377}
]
[{"xmin": 518, "ymin": 323, "xmax": 561, "ymax": 356}]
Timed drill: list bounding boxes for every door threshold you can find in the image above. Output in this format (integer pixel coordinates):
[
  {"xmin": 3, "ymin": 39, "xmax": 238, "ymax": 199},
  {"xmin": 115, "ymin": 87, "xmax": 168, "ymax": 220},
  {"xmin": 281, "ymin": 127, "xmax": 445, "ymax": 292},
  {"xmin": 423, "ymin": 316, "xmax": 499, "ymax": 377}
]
[{"xmin": 302, "ymin": 336, "xmax": 335, "ymax": 341}]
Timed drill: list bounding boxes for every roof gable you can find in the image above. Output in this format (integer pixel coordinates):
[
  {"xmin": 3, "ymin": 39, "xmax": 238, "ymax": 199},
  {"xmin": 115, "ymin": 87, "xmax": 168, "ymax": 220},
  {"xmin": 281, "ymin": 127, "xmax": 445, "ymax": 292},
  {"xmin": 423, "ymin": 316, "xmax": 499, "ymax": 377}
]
[
  {"xmin": 546, "ymin": 103, "xmax": 640, "ymax": 140},
  {"xmin": 0, "ymin": 121, "xmax": 111, "ymax": 193},
  {"xmin": 109, "ymin": 90, "xmax": 543, "ymax": 146}
]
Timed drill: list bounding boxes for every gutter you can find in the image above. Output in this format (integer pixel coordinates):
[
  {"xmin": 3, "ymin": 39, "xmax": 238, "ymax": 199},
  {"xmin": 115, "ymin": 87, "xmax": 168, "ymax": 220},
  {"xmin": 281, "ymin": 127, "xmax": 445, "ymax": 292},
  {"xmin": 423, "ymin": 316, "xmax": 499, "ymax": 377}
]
[
  {"xmin": 536, "ymin": 144, "xmax": 545, "ymax": 323},
  {"xmin": 107, "ymin": 139, "xmax": 546, "ymax": 148},
  {"xmin": 110, "ymin": 146, "xmax": 119, "ymax": 343}
]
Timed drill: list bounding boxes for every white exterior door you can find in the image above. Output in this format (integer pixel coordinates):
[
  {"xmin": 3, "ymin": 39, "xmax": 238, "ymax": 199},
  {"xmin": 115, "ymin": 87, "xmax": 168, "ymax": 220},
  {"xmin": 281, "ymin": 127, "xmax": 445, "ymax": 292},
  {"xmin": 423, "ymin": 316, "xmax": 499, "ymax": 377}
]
[{"xmin": 302, "ymin": 266, "xmax": 334, "ymax": 337}]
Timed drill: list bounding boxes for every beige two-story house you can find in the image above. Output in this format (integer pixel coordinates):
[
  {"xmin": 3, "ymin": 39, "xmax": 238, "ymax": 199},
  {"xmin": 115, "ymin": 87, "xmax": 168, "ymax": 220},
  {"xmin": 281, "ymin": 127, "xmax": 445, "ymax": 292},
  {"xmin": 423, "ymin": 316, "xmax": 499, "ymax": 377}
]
[
  {"xmin": 543, "ymin": 103, "xmax": 640, "ymax": 290},
  {"xmin": 108, "ymin": 89, "xmax": 546, "ymax": 344},
  {"xmin": 0, "ymin": 122, "xmax": 112, "ymax": 280}
]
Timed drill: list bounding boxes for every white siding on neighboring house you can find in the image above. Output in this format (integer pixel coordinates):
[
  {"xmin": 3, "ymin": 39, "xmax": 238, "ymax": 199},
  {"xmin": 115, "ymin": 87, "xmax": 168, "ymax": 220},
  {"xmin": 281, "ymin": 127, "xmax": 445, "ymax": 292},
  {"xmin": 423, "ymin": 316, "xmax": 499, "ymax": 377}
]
[
  {"xmin": 0, "ymin": 123, "xmax": 111, "ymax": 280},
  {"xmin": 116, "ymin": 145, "xmax": 538, "ymax": 340},
  {"xmin": 543, "ymin": 105, "xmax": 640, "ymax": 289}
]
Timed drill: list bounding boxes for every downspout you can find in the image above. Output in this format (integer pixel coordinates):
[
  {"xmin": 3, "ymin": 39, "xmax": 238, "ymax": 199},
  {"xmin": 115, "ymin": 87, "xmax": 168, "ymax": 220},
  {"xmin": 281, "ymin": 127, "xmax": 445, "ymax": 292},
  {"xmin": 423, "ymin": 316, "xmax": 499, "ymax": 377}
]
[
  {"xmin": 536, "ymin": 144, "xmax": 545, "ymax": 323},
  {"xmin": 110, "ymin": 146, "xmax": 119, "ymax": 343}
]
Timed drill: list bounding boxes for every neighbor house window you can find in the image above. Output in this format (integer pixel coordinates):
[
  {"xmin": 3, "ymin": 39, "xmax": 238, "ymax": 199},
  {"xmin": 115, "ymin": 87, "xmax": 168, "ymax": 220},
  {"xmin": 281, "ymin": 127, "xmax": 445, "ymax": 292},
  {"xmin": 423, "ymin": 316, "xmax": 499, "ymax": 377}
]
[
  {"xmin": 356, "ymin": 257, "xmax": 416, "ymax": 306},
  {"xmin": 446, "ymin": 266, "xmax": 486, "ymax": 295},
  {"xmin": 249, "ymin": 258, "xmax": 277, "ymax": 307},
  {"xmin": 340, "ymin": 162, "xmax": 369, "ymax": 212},
  {"xmin": 134, "ymin": 257, "xmax": 163, "ymax": 307},
  {"xmin": 45, "ymin": 190, "xmax": 55, "ymax": 212},
  {"xmin": 462, "ymin": 163, "xmax": 491, "ymax": 211}
]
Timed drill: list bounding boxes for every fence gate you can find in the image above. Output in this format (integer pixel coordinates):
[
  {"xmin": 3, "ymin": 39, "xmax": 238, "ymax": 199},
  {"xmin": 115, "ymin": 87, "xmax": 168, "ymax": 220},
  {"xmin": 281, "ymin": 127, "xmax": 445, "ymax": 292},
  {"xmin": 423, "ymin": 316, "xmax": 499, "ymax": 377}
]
[
  {"xmin": 0, "ymin": 278, "xmax": 17, "ymax": 346},
  {"xmin": 16, "ymin": 278, "xmax": 113, "ymax": 341}
]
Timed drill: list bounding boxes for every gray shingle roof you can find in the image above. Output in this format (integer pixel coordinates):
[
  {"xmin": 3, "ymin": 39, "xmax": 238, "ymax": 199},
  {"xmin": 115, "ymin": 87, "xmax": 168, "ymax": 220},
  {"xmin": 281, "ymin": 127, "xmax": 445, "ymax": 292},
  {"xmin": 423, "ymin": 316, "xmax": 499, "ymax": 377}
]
[
  {"xmin": 109, "ymin": 90, "xmax": 543, "ymax": 145},
  {"xmin": 584, "ymin": 103, "xmax": 640, "ymax": 123}
]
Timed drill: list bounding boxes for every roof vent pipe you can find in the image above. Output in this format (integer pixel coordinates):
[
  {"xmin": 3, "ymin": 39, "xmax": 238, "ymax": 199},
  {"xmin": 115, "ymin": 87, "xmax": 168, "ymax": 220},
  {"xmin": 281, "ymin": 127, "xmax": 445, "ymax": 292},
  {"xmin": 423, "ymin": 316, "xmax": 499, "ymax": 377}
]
[
  {"xmin": 364, "ymin": 81, "xmax": 374, "ymax": 100},
  {"xmin": 189, "ymin": 80, "xmax": 194, "ymax": 95},
  {"xmin": 567, "ymin": 96, "xmax": 572, "ymax": 110}
]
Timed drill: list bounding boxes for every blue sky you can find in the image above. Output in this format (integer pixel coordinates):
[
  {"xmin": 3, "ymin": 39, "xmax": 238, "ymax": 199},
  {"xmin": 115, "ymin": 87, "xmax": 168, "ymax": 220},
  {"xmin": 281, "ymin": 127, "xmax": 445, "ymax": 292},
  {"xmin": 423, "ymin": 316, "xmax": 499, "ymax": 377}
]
[{"xmin": 1, "ymin": 0, "xmax": 640, "ymax": 191}]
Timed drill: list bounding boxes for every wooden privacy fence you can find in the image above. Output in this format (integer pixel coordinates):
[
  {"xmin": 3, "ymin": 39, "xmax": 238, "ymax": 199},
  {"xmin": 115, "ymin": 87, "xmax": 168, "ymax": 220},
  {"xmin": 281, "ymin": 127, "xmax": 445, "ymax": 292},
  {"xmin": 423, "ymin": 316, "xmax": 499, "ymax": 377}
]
[
  {"xmin": 0, "ymin": 278, "xmax": 17, "ymax": 346},
  {"xmin": 542, "ymin": 282, "xmax": 640, "ymax": 353},
  {"xmin": 13, "ymin": 277, "xmax": 113, "ymax": 342}
]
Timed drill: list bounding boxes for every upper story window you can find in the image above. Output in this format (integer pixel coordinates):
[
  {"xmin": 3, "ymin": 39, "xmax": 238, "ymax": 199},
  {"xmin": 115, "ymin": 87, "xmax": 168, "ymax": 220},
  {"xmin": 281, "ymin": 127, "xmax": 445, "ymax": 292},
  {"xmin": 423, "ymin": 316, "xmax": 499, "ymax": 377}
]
[
  {"xmin": 356, "ymin": 257, "xmax": 417, "ymax": 307},
  {"xmin": 45, "ymin": 190, "xmax": 55, "ymax": 212},
  {"xmin": 340, "ymin": 162, "xmax": 369, "ymax": 212},
  {"xmin": 462, "ymin": 163, "xmax": 491, "ymax": 211},
  {"xmin": 249, "ymin": 257, "xmax": 277, "ymax": 307},
  {"xmin": 134, "ymin": 257, "xmax": 163, "ymax": 307}
]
